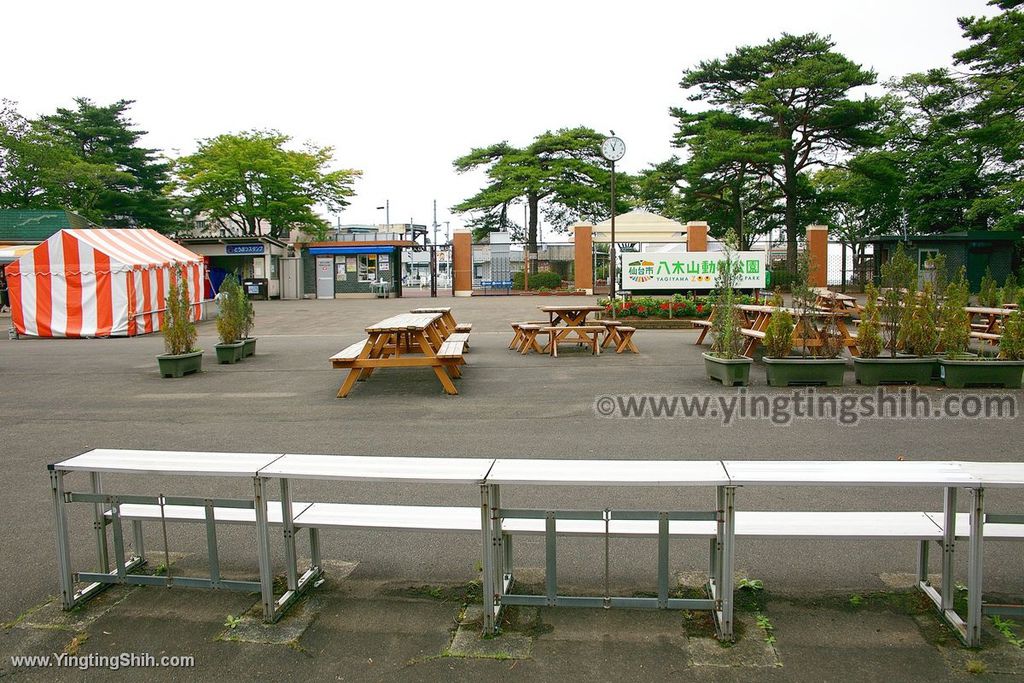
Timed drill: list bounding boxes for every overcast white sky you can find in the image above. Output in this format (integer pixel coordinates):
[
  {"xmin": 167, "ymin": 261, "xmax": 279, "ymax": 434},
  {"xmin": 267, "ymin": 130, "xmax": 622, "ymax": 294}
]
[{"xmin": 2, "ymin": 0, "xmax": 996, "ymax": 240}]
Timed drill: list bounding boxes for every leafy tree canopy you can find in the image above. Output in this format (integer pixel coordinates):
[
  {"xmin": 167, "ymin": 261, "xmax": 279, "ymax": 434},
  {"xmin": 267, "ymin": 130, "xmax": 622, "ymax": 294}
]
[
  {"xmin": 452, "ymin": 127, "xmax": 627, "ymax": 248},
  {"xmin": 176, "ymin": 130, "xmax": 361, "ymax": 240},
  {"xmin": 678, "ymin": 33, "xmax": 880, "ymax": 267},
  {"xmin": 1, "ymin": 98, "xmax": 171, "ymax": 229}
]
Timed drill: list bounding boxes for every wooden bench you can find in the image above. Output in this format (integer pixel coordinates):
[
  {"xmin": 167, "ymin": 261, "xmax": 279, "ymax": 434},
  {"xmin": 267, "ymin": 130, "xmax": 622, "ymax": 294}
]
[
  {"xmin": 515, "ymin": 323, "xmax": 547, "ymax": 354},
  {"xmin": 543, "ymin": 325, "xmax": 604, "ymax": 357},
  {"xmin": 330, "ymin": 340, "xmax": 368, "ymax": 365},
  {"xmin": 615, "ymin": 326, "xmax": 639, "ymax": 354},
  {"xmin": 596, "ymin": 320, "xmax": 623, "ymax": 349},
  {"xmin": 970, "ymin": 331, "xmax": 1001, "ymax": 344},
  {"xmin": 509, "ymin": 321, "xmax": 549, "ymax": 351}
]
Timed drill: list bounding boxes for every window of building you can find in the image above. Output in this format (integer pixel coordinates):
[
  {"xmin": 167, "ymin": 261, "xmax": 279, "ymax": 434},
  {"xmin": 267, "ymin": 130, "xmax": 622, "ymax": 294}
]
[{"xmin": 358, "ymin": 254, "xmax": 378, "ymax": 282}]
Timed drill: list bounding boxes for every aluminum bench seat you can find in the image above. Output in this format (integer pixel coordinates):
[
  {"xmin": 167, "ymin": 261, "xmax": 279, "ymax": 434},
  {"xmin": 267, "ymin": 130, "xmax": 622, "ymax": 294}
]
[
  {"xmin": 108, "ymin": 502, "xmax": 312, "ymax": 526},
  {"xmin": 925, "ymin": 512, "xmax": 1024, "ymax": 540}
]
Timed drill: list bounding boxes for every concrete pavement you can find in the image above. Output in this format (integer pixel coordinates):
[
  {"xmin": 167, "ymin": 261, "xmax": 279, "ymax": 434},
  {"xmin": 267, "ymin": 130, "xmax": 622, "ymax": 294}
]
[{"xmin": 1, "ymin": 295, "xmax": 1023, "ymax": 680}]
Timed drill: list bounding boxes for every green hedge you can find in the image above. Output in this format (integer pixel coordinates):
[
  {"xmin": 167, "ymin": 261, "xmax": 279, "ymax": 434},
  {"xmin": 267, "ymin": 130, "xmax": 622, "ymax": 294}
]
[{"xmin": 512, "ymin": 271, "xmax": 563, "ymax": 290}]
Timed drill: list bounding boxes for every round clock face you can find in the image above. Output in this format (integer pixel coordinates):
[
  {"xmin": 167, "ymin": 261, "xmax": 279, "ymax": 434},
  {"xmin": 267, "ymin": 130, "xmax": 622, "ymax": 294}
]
[{"xmin": 601, "ymin": 136, "xmax": 625, "ymax": 161}]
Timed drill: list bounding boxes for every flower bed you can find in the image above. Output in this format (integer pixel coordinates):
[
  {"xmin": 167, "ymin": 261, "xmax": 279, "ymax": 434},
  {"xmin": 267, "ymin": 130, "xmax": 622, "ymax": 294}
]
[{"xmin": 597, "ymin": 294, "xmax": 752, "ymax": 320}]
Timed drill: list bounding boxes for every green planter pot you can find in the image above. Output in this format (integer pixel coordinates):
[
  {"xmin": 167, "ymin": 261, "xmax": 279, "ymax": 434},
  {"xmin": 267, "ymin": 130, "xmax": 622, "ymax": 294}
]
[
  {"xmin": 852, "ymin": 356, "xmax": 934, "ymax": 386},
  {"xmin": 215, "ymin": 341, "xmax": 245, "ymax": 364},
  {"xmin": 157, "ymin": 350, "xmax": 203, "ymax": 378},
  {"xmin": 939, "ymin": 358, "xmax": 1024, "ymax": 389},
  {"xmin": 763, "ymin": 357, "xmax": 846, "ymax": 387},
  {"xmin": 703, "ymin": 353, "xmax": 753, "ymax": 386},
  {"xmin": 242, "ymin": 337, "xmax": 257, "ymax": 358}
]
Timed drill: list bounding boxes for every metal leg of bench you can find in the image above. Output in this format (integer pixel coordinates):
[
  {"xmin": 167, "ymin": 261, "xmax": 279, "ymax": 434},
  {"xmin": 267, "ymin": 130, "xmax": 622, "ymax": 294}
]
[
  {"xmin": 966, "ymin": 487, "xmax": 985, "ymax": 647},
  {"xmin": 490, "ymin": 485, "xmax": 504, "ymax": 606},
  {"xmin": 715, "ymin": 486, "xmax": 736, "ymax": 641},
  {"xmin": 658, "ymin": 513, "xmax": 669, "ymax": 608},
  {"xmin": 132, "ymin": 520, "xmax": 145, "ymax": 563},
  {"xmin": 309, "ymin": 528, "xmax": 321, "ymax": 570},
  {"xmin": 204, "ymin": 501, "xmax": 221, "ymax": 587},
  {"xmin": 254, "ymin": 476, "xmax": 276, "ymax": 622},
  {"xmin": 503, "ymin": 532, "xmax": 514, "ymax": 592},
  {"xmin": 479, "ymin": 483, "xmax": 496, "ymax": 635},
  {"xmin": 90, "ymin": 473, "xmax": 109, "ymax": 574},
  {"xmin": 110, "ymin": 503, "xmax": 127, "ymax": 580},
  {"xmin": 50, "ymin": 469, "xmax": 75, "ymax": 610},
  {"xmin": 545, "ymin": 512, "xmax": 557, "ymax": 606},
  {"xmin": 708, "ymin": 537, "xmax": 717, "ymax": 588},
  {"xmin": 916, "ymin": 540, "xmax": 929, "ymax": 585},
  {"xmin": 942, "ymin": 487, "xmax": 957, "ymax": 611},
  {"xmin": 280, "ymin": 479, "xmax": 298, "ymax": 591}
]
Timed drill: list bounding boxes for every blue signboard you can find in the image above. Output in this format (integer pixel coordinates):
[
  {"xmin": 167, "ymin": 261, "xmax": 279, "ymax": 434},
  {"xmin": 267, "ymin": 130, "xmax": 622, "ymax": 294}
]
[{"xmin": 226, "ymin": 244, "xmax": 265, "ymax": 255}]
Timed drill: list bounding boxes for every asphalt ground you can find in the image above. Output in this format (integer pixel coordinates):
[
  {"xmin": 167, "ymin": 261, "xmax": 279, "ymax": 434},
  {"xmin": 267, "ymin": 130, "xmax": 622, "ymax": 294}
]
[{"xmin": 1, "ymin": 295, "xmax": 1022, "ymax": 680}]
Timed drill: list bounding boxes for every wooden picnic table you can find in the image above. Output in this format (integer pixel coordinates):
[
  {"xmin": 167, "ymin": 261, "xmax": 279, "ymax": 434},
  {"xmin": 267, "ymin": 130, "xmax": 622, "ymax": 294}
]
[
  {"xmin": 813, "ymin": 288, "xmax": 861, "ymax": 313},
  {"xmin": 331, "ymin": 313, "xmax": 465, "ymax": 397},
  {"xmin": 539, "ymin": 305, "xmax": 606, "ymax": 345},
  {"xmin": 697, "ymin": 304, "xmax": 859, "ymax": 358}
]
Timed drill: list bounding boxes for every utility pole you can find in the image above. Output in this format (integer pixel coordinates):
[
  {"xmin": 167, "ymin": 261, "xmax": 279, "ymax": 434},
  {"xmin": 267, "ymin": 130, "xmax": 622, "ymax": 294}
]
[{"xmin": 432, "ymin": 199, "xmax": 438, "ymax": 246}]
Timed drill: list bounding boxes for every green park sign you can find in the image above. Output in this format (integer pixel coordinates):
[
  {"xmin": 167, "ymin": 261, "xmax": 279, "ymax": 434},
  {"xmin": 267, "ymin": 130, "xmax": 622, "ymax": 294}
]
[{"xmin": 622, "ymin": 251, "xmax": 767, "ymax": 290}]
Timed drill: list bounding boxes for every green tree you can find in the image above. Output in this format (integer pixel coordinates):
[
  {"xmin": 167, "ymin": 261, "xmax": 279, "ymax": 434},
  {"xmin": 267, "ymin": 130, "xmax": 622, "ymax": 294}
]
[
  {"xmin": 679, "ymin": 33, "xmax": 880, "ymax": 270},
  {"xmin": 177, "ymin": 130, "xmax": 361, "ymax": 240},
  {"xmin": 808, "ymin": 151, "xmax": 905, "ymax": 280},
  {"xmin": 955, "ymin": 0, "xmax": 1024, "ymax": 231},
  {"xmin": 882, "ymin": 71, "xmax": 998, "ymax": 232},
  {"xmin": 669, "ymin": 110, "xmax": 781, "ymax": 249},
  {"xmin": 0, "ymin": 99, "xmax": 134, "ymax": 215},
  {"xmin": 35, "ymin": 98, "xmax": 175, "ymax": 230},
  {"xmin": 452, "ymin": 127, "xmax": 624, "ymax": 250}
]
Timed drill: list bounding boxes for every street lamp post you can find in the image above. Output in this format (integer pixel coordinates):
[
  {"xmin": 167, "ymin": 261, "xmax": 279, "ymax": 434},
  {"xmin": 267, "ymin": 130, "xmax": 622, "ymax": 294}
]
[{"xmin": 376, "ymin": 200, "xmax": 389, "ymax": 230}]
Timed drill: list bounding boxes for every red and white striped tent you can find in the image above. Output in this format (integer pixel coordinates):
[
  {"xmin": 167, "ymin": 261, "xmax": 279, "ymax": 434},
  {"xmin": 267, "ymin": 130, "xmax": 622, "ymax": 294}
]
[{"xmin": 4, "ymin": 228, "xmax": 204, "ymax": 338}]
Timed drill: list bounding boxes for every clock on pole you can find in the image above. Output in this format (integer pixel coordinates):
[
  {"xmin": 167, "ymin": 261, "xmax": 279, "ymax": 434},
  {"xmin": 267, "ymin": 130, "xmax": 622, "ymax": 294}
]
[{"xmin": 601, "ymin": 135, "xmax": 625, "ymax": 304}]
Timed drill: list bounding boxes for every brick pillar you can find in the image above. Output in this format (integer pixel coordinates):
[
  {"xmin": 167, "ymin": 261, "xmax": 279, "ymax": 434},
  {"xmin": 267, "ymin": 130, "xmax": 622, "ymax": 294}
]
[
  {"xmin": 452, "ymin": 229, "xmax": 473, "ymax": 297},
  {"xmin": 806, "ymin": 224, "xmax": 828, "ymax": 287},
  {"xmin": 573, "ymin": 222, "xmax": 594, "ymax": 294},
  {"xmin": 686, "ymin": 221, "xmax": 708, "ymax": 252}
]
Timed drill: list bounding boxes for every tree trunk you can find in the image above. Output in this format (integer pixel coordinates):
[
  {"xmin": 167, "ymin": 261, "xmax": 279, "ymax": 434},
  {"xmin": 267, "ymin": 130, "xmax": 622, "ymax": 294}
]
[
  {"xmin": 527, "ymin": 193, "xmax": 539, "ymax": 274},
  {"xmin": 783, "ymin": 158, "xmax": 798, "ymax": 273},
  {"xmin": 731, "ymin": 189, "xmax": 744, "ymax": 249}
]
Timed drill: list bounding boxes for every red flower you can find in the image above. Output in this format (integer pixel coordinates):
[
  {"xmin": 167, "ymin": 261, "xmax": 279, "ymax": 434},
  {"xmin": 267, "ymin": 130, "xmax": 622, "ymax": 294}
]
[
  {"xmin": 660, "ymin": 302, "xmax": 670, "ymax": 310},
  {"xmin": 637, "ymin": 305, "xmax": 646, "ymax": 313},
  {"xmin": 696, "ymin": 304, "xmax": 704, "ymax": 313}
]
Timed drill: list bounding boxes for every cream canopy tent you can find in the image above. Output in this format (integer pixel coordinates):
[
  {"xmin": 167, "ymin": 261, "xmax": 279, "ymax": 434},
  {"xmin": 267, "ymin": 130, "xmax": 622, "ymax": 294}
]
[{"xmin": 592, "ymin": 210, "xmax": 687, "ymax": 244}]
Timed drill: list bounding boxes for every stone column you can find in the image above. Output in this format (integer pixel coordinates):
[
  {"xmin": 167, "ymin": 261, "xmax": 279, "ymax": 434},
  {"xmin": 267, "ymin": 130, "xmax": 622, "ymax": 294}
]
[
  {"xmin": 686, "ymin": 221, "xmax": 708, "ymax": 252},
  {"xmin": 806, "ymin": 224, "xmax": 828, "ymax": 287},
  {"xmin": 452, "ymin": 229, "xmax": 473, "ymax": 297},
  {"xmin": 573, "ymin": 222, "xmax": 594, "ymax": 294}
]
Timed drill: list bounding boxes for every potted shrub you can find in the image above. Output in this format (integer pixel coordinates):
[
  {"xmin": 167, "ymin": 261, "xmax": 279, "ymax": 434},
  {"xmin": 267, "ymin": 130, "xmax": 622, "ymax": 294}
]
[
  {"xmin": 940, "ymin": 268, "xmax": 1024, "ymax": 388},
  {"xmin": 977, "ymin": 267, "xmax": 999, "ymax": 307},
  {"xmin": 853, "ymin": 284, "xmax": 884, "ymax": 383},
  {"xmin": 703, "ymin": 231, "xmax": 753, "ymax": 386},
  {"xmin": 157, "ymin": 268, "xmax": 202, "ymax": 378},
  {"xmin": 240, "ymin": 291, "xmax": 256, "ymax": 357},
  {"xmin": 853, "ymin": 244, "xmax": 932, "ymax": 385},
  {"xmin": 763, "ymin": 255, "xmax": 846, "ymax": 386},
  {"xmin": 214, "ymin": 275, "xmax": 245, "ymax": 364}
]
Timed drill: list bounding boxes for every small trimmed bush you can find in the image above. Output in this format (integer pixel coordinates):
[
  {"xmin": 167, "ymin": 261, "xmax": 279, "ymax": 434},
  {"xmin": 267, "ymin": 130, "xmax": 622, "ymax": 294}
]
[
  {"xmin": 1001, "ymin": 310, "xmax": 1024, "ymax": 360},
  {"xmin": 512, "ymin": 271, "xmax": 562, "ymax": 290},
  {"xmin": 858, "ymin": 284, "xmax": 883, "ymax": 358},
  {"xmin": 216, "ymin": 275, "xmax": 244, "ymax": 344},
  {"xmin": 163, "ymin": 267, "xmax": 198, "ymax": 355},
  {"xmin": 940, "ymin": 268, "xmax": 971, "ymax": 358}
]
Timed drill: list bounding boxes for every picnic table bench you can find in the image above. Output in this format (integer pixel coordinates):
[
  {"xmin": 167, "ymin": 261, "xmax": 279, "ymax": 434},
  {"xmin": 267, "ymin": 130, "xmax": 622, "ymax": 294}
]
[
  {"xmin": 330, "ymin": 313, "xmax": 464, "ymax": 397},
  {"xmin": 49, "ymin": 450, "xmax": 1024, "ymax": 646},
  {"xmin": 410, "ymin": 307, "xmax": 473, "ymax": 340}
]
